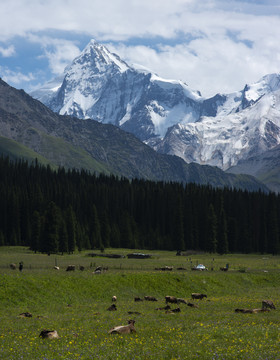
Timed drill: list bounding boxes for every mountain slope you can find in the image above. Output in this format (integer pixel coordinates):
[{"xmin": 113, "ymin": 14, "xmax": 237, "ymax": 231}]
[
  {"xmin": 227, "ymin": 144, "xmax": 280, "ymax": 193},
  {"xmin": 0, "ymin": 78, "xmax": 268, "ymax": 191},
  {"xmin": 156, "ymin": 74, "xmax": 280, "ymax": 170}
]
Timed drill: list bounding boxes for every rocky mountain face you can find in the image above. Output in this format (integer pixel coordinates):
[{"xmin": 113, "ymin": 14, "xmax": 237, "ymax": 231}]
[
  {"xmin": 31, "ymin": 40, "xmax": 280, "ymax": 191},
  {"xmin": 0, "ymin": 78, "xmax": 268, "ymax": 191}
]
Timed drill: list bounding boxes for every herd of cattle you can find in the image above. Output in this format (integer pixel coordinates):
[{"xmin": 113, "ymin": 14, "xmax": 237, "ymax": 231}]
[{"xmin": 11, "ymin": 263, "xmax": 276, "ymax": 338}]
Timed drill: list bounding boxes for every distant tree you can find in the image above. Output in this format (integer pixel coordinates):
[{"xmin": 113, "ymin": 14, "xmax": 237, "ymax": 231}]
[
  {"xmin": 41, "ymin": 201, "xmax": 60, "ymax": 254},
  {"xmin": 100, "ymin": 211, "xmax": 111, "ymax": 249},
  {"xmin": 217, "ymin": 203, "xmax": 228, "ymax": 255},
  {"xmin": 207, "ymin": 204, "xmax": 217, "ymax": 253},
  {"xmin": 65, "ymin": 206, "xmax": 77, "ymax": 253},
  {"xmin": 58, "ymin": 220, "xmax": 68, "ymax": 255},
  {"xmin": 89, "ymin": 205, "xmax": 102, "ymax": 249},
  {"xmin": 30, "ymin": 211, "xmax": 41, "ymax": 253},
  {"xmin": 0, "ymin": 231, "xmax": 5, "ymax": 246}
]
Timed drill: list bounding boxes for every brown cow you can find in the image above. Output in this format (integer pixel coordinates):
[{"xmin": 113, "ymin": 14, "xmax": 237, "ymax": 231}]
[
  {"xmin": 187, "ymin": 302, "xmax": 199, "ymax": 308},
  {"xmin": 165, "ymin": 296, "xmax": 178, "ymax": 304},
  {"xmin": 19, "ymin": 312, "xmax": 32, "ymax": 318},
  {"xmin": 177, "ymin": 298, "xmax": 187, "ymax": 304},
  {"xmin": 66, "ymin": 265, "xmax": 75, "ymax": 271},
  {"xmin": 39, "ymin": 330, "xmax": 59, "ymax": 339},
  {"xmin": 10, "ymin": 263, "xmax": 17, "ymax": 270},
  {"xmin": 134, "ymin": 297, "xmax": 143, "ymax": 302},
  {"xmin": 156, "ymin": 305, "xmax": 171, "ymax": 311},
  {"xmin": 262, "ymin": 300, "xmax": 276, "ymax": 310},
  {"xmin": 191, "ymin": 293, "xmax": 207, "ymax": 300},
  {"xmin": 108, "ymin": 319, "xmax": 136, "ymax": 334},
  {"xmin": 235, "ymin": 308, "xmax": 270, "ymax": 314},
  {"xmin": 165, "ymin": 307, "xmax": 181, "ymax": 314}
]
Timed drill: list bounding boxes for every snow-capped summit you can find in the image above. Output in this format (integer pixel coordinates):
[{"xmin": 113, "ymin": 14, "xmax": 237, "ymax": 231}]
[
  {"xmin": 31, "ymin": 40, "xmax": 280, "ymax": 172},
  {"xmin": 31, "ymin": 39, "xmax": 203, "ymax": 140},
  {"xmin": 155, "ymin": 73, "xmax": 280, "ymax": 170}
]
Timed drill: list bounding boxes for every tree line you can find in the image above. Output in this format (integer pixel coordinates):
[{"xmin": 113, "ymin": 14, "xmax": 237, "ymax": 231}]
[{"xmin": 0, "ymin": 156, "xmax": 279, "ymax": 254}]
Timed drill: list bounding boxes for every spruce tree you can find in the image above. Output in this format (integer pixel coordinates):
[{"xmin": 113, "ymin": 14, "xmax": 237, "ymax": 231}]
[
  {"xmin": 66, "ymin": 206, "xmax": 77, "ymax": 253},
  {"xmin": 217, "ymin": 206, "xmax": 228, "ymax": 255},
  {"xmin": 30, "ymin": 211, "xmax": 41, "ymax": 253},
  {"xmin": 41, "ymin": 201, "xmax": 60, "ymax": 254},
  {"xmin": 207, "ymin": 204, "xmax": 217, "ymax": 253}
]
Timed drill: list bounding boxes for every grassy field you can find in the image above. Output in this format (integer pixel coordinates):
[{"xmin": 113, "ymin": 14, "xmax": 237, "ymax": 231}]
[{"xmin": 0, "ymin": 247, "xmax": 280, "ymax": 359}]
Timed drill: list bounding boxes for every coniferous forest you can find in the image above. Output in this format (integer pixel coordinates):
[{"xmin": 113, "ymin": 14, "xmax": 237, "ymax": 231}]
[{"xmin": 0, "ymin": 156, "xmax": 279, "ymax": 255}]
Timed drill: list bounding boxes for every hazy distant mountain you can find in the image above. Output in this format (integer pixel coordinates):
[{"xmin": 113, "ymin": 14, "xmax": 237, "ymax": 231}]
[
  {"xmin": 31, "ymin": 40, "xmax": 280, "ymax": 191},
  {"xmin": 0, "ymin": 78, "xmax": 268, "ymax": 192}
]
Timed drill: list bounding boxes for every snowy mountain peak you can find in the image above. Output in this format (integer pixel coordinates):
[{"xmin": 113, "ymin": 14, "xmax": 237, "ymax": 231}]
[
  {"xmin": 242, "ymin": 73, "xmax": 280, "ymax": 103},
  {"xmin": 77, "ymin": 39, "xmax": 130, "ymax": 74},
  {"xmin": 30, "ymin": 40, "xmax": 280, "ymax": 173}
]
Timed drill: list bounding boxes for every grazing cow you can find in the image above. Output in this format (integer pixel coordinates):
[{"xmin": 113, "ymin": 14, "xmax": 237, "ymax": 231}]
[
  {"xmin": 234, "ymin": 308, "xmax": 268, "ymax": 314},
  {"xmin": 134, "ymin": 297, "xmax": 143, "ymax": 302},
  {"xmin": 165, "ymin": 307, "xmax": 181, "ymax": 314},
  {"xmin": 112, "ymin": 296, "xmax": 117, "ymax": 302},
  {"xmin": 235, "ymin": 308, "xmax": 254, "ymax": 314},
  {"xmin": 66, "ymin": 265, "xmax": 75, "ymax": 271},
  {"xmin": 79, "ymin": 265, "xmax": 85, "ymax": 271},
  {"xmin": 53, "ymin": 266, "xmax": 60, "ymax": 270},
  {"xmin": 107, "ymin": 304, "xmax": 117, "ymax": 311},
  {"xmin": 187, "ymin": 302, "xmax": 199, "ymax": 308},
  {"xmin": 19, "ymin": 312, "xmax": 32, "ymax": 318},
  {"xmin": 10, "ymin": 263, "xmax": 16, "ymax": 270},
  {"xmin": 262, "ymin": 300, "xmax": 276, "ymax": 310},
  {"xmin": 252, "ymin": 308, "xmax": 270, "ymax": 313},
  {"xmin": 39, "ymin": 330, "xmax": 59, "ymax": 339},
  {"xmin": 165, "ymin": 296, "xmax": 178, "ymax": 304},
  {"xmin": 191, "ymin": 293, "xmax": 207, "ymax": 300},
  {"xmin": 108, "ymin": 319, "xmax": 136, "ymax": 334},
  {"xmin": 177, "ymin": 298, "xmax": 187, "ymax": 304},
  {"xmin": 144, "ymin": 296, "xmax": 158, "ymax": 302},
  {"xmin": 128, "ymin": 311, "xmax": 141, "ymax": 315},
  {"xmin": 156, "ymin": 305, "xmax": 171, "ymax": 311}
]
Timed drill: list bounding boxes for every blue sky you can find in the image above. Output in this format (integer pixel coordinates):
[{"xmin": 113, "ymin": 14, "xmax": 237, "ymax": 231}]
[{"xmin": 0, "ymin": 0, "xmax": 279, "ymax": 97}]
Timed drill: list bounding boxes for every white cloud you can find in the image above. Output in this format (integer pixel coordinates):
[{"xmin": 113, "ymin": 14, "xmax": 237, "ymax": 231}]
[
  {"xmin": 0, "ymin": 45, "xmax": 15, "ymax": 57},
  {"xmin": 26, "ymin": 35, "xmax": 81, "ymax": 74},
  {"xmin": 1, "ymin": 68, "xmax": 35, "ymax": 85},
  {"xmin": 0, "ymin": 0, "xmax": 279, "ymax": 95}
]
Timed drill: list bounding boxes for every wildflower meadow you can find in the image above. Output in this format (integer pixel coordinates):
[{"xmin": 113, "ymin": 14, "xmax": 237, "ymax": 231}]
[{"xmin": 0, "ymin": 247, "xmax": 279, "ymax": 359}]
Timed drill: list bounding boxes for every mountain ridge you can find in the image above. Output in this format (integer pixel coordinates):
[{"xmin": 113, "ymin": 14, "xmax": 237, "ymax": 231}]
[{"xmin": 0, "ymin": 78, "xmax": 268, "ymax": 192}]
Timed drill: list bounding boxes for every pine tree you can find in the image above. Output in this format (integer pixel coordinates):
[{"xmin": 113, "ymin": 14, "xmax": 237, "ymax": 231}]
[
  {"xmin": 58, "ymin": 220, "xmax": 68, "ymax": 255},
  {"xmin": 207, "ymin": 204, "xmax": 217, "ymax": 253},
  {"xmin": 41, "ymin": 201, "xmax": 60, "ymax": 254},
  {"xmin": 66, "ymin": 206, "xmax": 77, "ymax": 253},
  {"xmin": 30, "ymin": 211, "xmax": 41, "ymax": 253},
  {"xmin": 90, "ymin": 205, "xmax": 102, "ymax": 249},
  {"xmin": 217, "ymin": 205, "xmax": 228, "ymax": 255}
]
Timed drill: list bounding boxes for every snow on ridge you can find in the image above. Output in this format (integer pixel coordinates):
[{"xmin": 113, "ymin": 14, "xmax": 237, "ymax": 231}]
[{"xmin": 150, "ymin": 73, "xmax": 202, "ymax": 101}]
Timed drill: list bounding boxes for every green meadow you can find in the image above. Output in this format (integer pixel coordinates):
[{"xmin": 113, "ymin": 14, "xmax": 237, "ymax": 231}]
[{"xmin": 0, "ymin": 247, "xmax": 280, "ymax": 359}]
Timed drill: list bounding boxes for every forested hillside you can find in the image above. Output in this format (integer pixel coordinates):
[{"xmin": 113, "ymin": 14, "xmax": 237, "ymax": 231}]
[{"xmin": 0, "ymin": 157, "xmax": 279, "ymax": 254}]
